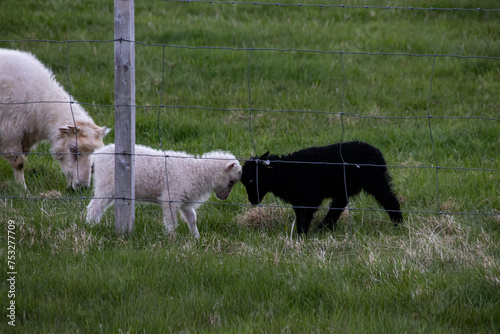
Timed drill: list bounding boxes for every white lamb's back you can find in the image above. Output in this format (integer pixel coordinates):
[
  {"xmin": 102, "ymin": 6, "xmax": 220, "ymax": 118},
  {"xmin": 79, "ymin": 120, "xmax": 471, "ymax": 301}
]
[
  {"xmin": 87, "ymin": 144, "xmax": 241, "ymax": 238},
  {"xmin": 92, "ymin": 144, "xmax": 195, "ymax": 201}
]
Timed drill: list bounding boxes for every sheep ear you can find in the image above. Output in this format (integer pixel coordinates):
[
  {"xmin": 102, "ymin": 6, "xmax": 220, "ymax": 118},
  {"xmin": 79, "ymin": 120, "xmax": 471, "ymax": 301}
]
[
  {"xmin": 59, "ymin": 125, "xmax": 80, "ymax": 135},
  {"xmin": 226, "ymin": 162, "xmax": 236, "ymax": 170},
  {"xmin": 258, "ymin": 151, "xmax": 273, "ymax": 169},
  {"xmin": 259, "ymin": 151, "xmax": 270, "ymax": 160},
  {"xmin": 69, "ymin": 125, "xmax": 80, "ymax": 133},
  {"xmin": 97, "ymin": 126, "xmax": 111, "ymax": 138},
  {"xmin": 58, "ymin": 127, "xmax": 70, "ymax": 134}
]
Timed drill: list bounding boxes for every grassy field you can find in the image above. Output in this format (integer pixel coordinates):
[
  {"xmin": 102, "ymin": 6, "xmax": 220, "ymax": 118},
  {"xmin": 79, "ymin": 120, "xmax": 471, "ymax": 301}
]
[{"xmin": 1, "ymin": 0, "xmax": 499, "ymax": 332}]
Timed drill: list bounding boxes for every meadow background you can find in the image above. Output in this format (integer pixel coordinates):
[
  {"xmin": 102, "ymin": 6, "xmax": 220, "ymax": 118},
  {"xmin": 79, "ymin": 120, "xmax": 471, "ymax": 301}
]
[{"xmin": 1, "ymin": 0, "xmax": 499, "ymax": 332}]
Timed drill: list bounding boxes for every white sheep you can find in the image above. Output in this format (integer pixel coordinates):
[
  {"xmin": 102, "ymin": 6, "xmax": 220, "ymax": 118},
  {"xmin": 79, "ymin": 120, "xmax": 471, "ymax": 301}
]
[
  {"xmin": 0, "ymin": 48, "xmax": 109, "ymax": 190},
  {"xmin": 86, "ymin": 144, "xmax": 242, "ymax": 238}
]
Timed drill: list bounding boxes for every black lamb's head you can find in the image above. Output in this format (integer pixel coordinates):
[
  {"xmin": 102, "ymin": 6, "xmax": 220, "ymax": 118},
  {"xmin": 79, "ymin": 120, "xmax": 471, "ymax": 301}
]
[{"xmin": 241, "ymin": 151, "xmax": 271, "ymax": 205}]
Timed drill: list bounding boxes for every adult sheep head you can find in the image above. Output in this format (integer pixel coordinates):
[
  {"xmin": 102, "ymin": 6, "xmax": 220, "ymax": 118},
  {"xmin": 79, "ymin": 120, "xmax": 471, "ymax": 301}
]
[
  {"xmin": 241, "ymin": 151, "xmax": 272, "ymax": 205},
  {"xmin": 53, "ymin": 122, "xmax": 110, "ymax": 190}
]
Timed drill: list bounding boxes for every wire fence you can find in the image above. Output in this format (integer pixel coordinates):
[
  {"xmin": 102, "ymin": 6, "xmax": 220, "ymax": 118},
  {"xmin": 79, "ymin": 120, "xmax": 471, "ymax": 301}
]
[
  {"xmin": 163, "ymin": 0, "xmax": 500, "ymax": 12},
  {"xmin": 1, "ymin": 1, "xmax": 499, "ymax": 230}
]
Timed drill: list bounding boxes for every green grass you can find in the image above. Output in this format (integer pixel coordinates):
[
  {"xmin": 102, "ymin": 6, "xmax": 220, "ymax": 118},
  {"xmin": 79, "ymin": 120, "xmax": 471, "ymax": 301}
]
[{"xmin": 1, "ymin": 0, "xmax": 499, "ymax": 332}]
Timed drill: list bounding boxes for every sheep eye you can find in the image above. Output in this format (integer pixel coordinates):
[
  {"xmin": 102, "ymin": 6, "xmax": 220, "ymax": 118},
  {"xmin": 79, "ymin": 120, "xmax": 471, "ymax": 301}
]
[
  {"xmin": 70, "ymin": 145, "xmax": 78, "ymax": 154},
  {"xmin": 70, "ymin": 145, "xmax": 79, "ymax": 160}
]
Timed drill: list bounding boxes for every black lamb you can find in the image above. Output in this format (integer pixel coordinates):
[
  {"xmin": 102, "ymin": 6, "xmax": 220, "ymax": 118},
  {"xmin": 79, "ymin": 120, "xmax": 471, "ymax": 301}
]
[{"xmin": 241, "ymin": 141, "xmax": 403, "ymax": 235}]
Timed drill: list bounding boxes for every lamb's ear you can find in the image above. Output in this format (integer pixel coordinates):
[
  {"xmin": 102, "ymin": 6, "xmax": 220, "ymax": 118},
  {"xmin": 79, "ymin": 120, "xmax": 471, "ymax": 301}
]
[
  {"xmin": 258, "ymin": 151, "xmax": 273, "ymax": 169},
  {"xmin": 226, "ymin": 162, "xmax": 237, "ymax": 170},
  {"xmin": 259, "ymin": 151, "xmax": 270, "ymax": 160}
]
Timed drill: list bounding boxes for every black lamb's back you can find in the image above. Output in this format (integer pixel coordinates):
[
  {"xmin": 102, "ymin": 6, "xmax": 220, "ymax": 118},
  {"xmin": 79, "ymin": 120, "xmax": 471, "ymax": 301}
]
[
  {"xmin": 242, "ymin": 140, "xmax": 403, "ymax": 234},
  {"xmin": 267, "ymin": 141, "xmax": 390, "ymax": 205},
  {"xmin": 283, "ymin": 141, "xmax": 386, "ymax": 164}
]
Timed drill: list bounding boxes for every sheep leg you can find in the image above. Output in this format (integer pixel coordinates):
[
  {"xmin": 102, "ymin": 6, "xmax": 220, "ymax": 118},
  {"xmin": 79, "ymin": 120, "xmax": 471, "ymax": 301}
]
[
  {"xmin": 162, "ymin": 201, "xmax": 180, "ymax": 235},
  {"xmin": 374, "ymin": 192, "xmax": 403, "ymax": 226},
  {"xmin": 86, "ymin": 197, "xmax": 114, "ymax": 224},
  {"xmin": 180, "ymin": 206, "xmax": 200, "ymax": 239},
  {"xmin": 293, "ymin": 207, "xmax": 316, "ymax": 235},
  {"xmin": 364, "ymin": 182, "xmax": 403, "ymax": 226},
  {"xmin": 320, "ymin": 197, "xmax": 349, "ymax": 231},
  {"xmin": 4, "ymin": 153, "xmax": 27, "ymax": 189}
]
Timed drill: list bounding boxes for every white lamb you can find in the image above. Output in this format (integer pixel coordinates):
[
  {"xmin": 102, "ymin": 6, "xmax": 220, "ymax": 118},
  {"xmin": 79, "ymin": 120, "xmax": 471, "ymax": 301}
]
[
  {"xmin": 0, "ymin": 48, "xmax": 109, "ymax": 190},
  {"xmin": 86, "ymin": 144, "xmax": 242, "ymax": 238}
]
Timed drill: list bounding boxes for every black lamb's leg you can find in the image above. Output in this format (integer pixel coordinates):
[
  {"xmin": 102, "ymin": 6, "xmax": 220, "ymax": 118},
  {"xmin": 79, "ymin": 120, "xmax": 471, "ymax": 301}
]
[
  {"xmin": 382, "ymin": 194, "xmax": 403, "ymax": 226},
  {"xmin": 320, "ymin": 196, "xmax": 349, "ymax": 231},
  {"xmin": 364, "ymin": 180, "xmax": 403, "ymax": 226},
  {"xmin": 293, "ymin": 207, "xmax": 316, "ymax": 236}
]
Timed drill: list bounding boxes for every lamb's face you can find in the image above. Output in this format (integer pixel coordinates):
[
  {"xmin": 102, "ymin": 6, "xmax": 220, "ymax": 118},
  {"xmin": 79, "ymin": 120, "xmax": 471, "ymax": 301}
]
[
  {"xmin": 241, "ymin": 156, "xmax": 269, "ymax": 205},
  {"xmin": 213, "ymin": 161, "xmax": 242, "ymax": 201}
]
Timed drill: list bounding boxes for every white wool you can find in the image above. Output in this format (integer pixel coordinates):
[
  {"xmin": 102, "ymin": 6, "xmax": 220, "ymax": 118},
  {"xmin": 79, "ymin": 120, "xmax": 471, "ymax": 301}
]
[
  {"xmin": 0, "ymin": 48, "xmax": 108, "ymax": 189},
  {"xmin": 0, "ymin": 48, "xmax": 93, "ymax": 146},
  {"xmin": 86, "ymin": 144, "xmax": 242, "ymax": 238}
]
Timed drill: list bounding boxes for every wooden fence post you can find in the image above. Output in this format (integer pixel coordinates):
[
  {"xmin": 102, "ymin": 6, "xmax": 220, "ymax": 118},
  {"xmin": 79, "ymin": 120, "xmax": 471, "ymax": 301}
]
[{"xmin": 114, "ymin": 0, "xmax": 135, "ymax": 234}]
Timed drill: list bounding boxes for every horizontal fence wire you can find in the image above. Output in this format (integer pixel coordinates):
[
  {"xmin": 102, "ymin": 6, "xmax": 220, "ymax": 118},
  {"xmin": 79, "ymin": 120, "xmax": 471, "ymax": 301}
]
[
  {"xmin": 3, "ymin": 38, "xmax": 500, "ymax": 60},
  {"xmin": 1, "ymin": 150, "xmax": 499, "ymax": 173},
  {"xmin": 2, "ymin": 195, "xmax": 499, "ymax": 218},
  {"xmin": 1, "ymin": 1, "xmax": 499, "ymax": 224},
  {"xmin": 162, "ymin": 0, "xmax": 500, "ymax": 12},
  {"xmin": 1, "ymin": 148, "xmax": 498, "ymax": 217},
  {"xmin": 2, "ymin": 100, "xmax": 500, "ymax": 122}
]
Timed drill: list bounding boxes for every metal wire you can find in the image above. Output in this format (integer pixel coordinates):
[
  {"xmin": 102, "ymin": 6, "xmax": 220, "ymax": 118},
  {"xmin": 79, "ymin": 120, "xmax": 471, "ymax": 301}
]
[
  {"xmin": 162, "ymin": 0, "xmax": 500, "ymax": 12},
  {"xmin": 1, "ymin": 5, "xmax": 498, "ymax": 224}
]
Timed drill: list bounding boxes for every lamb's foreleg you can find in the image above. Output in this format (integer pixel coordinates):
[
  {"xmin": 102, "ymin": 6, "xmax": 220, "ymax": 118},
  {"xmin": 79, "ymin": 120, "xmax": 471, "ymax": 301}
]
[
  {"xmin": 86, "ymin": 197, "xmax": 114, "ymax": 224},
  {"xmin": 162, "ymin": 201, "xmax": 180, "ymax": 235},
  {"xmin": 180, "ymin": 206, "xmax": 200, "ymax": 239},
  {"xmin": 320, "ymin": 197, "xmax": 349, "ymax": 230},
  {"xmin": 293, "ymin": 207, "xmax": 316, "ymax": 235}
]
